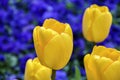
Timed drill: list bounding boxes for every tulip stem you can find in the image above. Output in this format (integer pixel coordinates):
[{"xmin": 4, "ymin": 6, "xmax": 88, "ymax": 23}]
[
  {"xmin": 92, "ymin": 42, "xmax": 96, "ymax": 47},
  {"xmin": 52, "ymin": 70, "xmax": 56, "ymax": 80},
  {"xmin": 93, "ymin": 42, "xmax": 96, "ymax": 45}
]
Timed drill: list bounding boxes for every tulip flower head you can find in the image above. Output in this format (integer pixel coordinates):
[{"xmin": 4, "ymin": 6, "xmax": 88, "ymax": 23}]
[
  {"xmin": 33, "ymin": 18, "xmax": 73, "ymax": 70},
  {"xmin": 24, "ymin": 58, "xmax": 52, "ymax": 80},
  {"xmin": 82, "ymin": 4, "xmax": 112, "ymax": 43},
  {"xmin": 84, "ymin": 46, "xmax": 120, "ymax": 80}
]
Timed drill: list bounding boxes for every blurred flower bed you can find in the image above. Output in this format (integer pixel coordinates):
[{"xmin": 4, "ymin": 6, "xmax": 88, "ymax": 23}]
[{"xmin": 0, "ymin": 0, "xmax": 120, "ymax": 80}]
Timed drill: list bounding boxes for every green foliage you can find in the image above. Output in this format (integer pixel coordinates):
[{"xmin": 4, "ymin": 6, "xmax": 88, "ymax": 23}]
[
  {"xmin": 5, "ymin": 54, "xmax": 18, "ymax": 67},
  {"xmin": 75, "ymin": 65, "xmax": 81, "ymax": 80}
]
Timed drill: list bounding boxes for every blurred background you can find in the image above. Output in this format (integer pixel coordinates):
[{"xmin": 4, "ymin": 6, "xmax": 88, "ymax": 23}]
[{"xmin": 0, "ymin": 0, "xmax": 120, "ymax": 80}]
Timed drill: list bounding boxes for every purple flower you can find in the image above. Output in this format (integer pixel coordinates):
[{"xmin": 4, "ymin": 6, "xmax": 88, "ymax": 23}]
[
  {"xmin": 6, "ymin": 75, "xmax": 17, "ymax": 80},
  {"xmin": 0, "ymin": 0, "xmax": 9, "ymax": 8},
  {"xmin": 80, "ymin": 67, "xmax": 86, "ymax": 76},
  {"xmin": 19, "ymin": 53, "xmax": 36, "ymax": 73},
  {"xmin": 0, "ymin": 54, "xmax": 5, "ymax": 61},
  {"xmin": 56, "ymin": 70, "xmax": 68, "ymax": 80},
  {"xmin": 104, "ymin": 42, "xmax": 115, "ymax": 48}
]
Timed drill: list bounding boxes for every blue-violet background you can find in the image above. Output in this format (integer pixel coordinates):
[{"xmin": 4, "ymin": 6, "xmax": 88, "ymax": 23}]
[{"xmin": 0, "ymin": 0, "xmax": 120, "ymax": 80}]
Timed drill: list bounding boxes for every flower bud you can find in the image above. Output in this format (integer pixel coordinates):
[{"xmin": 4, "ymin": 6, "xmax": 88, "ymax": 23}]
[
  {"xmin": 33, "ymin": 18, "xmax": 73, "ymax": 70},
  {"xmin": 24, "ymin": 58, "xmax": 52, "ymax": 80},
  {"xmin": 82, "ymin": 4, "xmax": 112, "ymax": 43},
  {"xmin": 84, "ymin": 46, "xmax": 120, "ymax": 80}
]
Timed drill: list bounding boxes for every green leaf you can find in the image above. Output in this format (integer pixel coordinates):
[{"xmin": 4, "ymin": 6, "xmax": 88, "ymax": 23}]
[
  {"xmin": 75, "ymin": 65, "xmax": 81, "ymax": 80},
  {"xmin": 5, "ymin": 54, "xmax": 18, "ymax": 67}
]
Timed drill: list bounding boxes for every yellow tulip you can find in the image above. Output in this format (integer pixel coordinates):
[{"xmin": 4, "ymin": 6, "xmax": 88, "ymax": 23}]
[
  {"xmin": 82, "ymin": 4, "xmax": 112, "ymax": 43},
  {"xmin": 84, "ymin": 46, "xmax": 120, "ymax": 80},
  {"xmin": 33, "ymin": 18, "xmax": 73, "ymax": 70},
  {"xmin": 24, "ymin": 58, "xmax": 52, "ymax": 80}
]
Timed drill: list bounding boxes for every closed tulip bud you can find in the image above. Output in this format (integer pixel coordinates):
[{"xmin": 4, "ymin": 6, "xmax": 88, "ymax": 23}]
[
  {"xmin": 82, "ymin": 4, "xmax": 112, "ymax": 43},
  {"xmin": 24, "ymin": 58, "xmax": 52, "ymax": 80},
  {"xmin": 33, "ymin": 18, "xmax": 73, "ymax": 70},
  {"xmin": 84, "ymin": 46, "xmax": 120, "ymax": 80}
]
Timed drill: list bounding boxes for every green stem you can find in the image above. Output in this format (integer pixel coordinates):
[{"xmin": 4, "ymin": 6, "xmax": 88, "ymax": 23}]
[
  {"xmin": 92, "ymin": 42, "xmax": 97, "ymax": 47},
  {"xmin": 93, "ymin": 42, "xmax": 96, "ymax": 46},
  {"xmin": 51, "ymin": 70, "xmax": 56, "ymax": 80}
]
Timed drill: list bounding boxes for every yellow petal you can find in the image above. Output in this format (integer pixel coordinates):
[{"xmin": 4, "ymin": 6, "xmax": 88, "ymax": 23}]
[
  {"xmin": 84, "ymin": 54, "xmax": 94, "ymax": 80},
  {"xmin": 82, "ymin": 8, "xmax": 93, "ymax": 41},
  {"xmin": 43, "ymin": 33, "xmax": 73, "ymax": 70},
  {"xmin": 82, "ymin": 4, "xmax": 112, "ymax": 43},
  {"xmin": 33, "ymin": 26, "xmax": 43, "ymax": 49},
  {"xmin": 90, "ymin": 4, "xmax": 98, "ymax": 8},
  {"xmin": 93, "ymin": 56, "xmax": 113, "ymax": 80},
  {"xmin": 84, "ymin": 54, "xmax": 113, "ymax": 80},
  {"xmin": 82, "ymin": 7, "xmax": 102, "ymax": 42},
  {"xmin": 107, "ymin": 50, "xmax": 120, "ymax": 61},
  {"xmin": 33, "ymin": 57, "xmax": 40, "ymax": 63},
  {"xmin": 89, "ymin": 8, "xmax": 101, "ymax": 22},
  {"xmin": 99, "ymin": 6, "xmax": 108, "ymax": 12},
  {"xmin": 33, "ymin": 58, "xmax": 42, "ymax": 74},
  {"xmin": 84, "ymin": 46, "xmax": 120, "ymax": 80},
  {"xmin": 92, "ymin": 46, "xmax": 120, "ymax": 61},
  {"xmin": 43, "ymin": 18, "xmax": 65, "ymax": 34},
  {"xmin": 35, "ymin": 66, "xmax": 52, "ymax": 80},
  {"xmin": 24, "ymin": 59, "xmax": 33, "ymax": 80},
  {"xmin": 33, "ymin": 26, "xmax": 44, "ymax": 65},
  {"xmin": 64, "ymin": 23, "xmax": 73, "ymax": 39},
  {"xmin": 104, "ymin": 61, "xmax": 120, "ymax": 80},
  {"xmin": 92, "ymin": 12, "xmax": 112, "ymax": 42},
  {"xmin": 92, "ymin": 46, "xmax": 106, "ymax": 55},
  {"xmin": 92, "ymin": 46, "xmax": 114, "ymax": 57},
  {"xmin": 90, "ymin": 4, "xmax": 109, "ymax": 12},
  {"xmin": 24, "ymin": 58, "xmax": 52, "ymax": 80},
  {"xmin": 84, "ymin": 54, "xmax": 100, "ymax": 80},
  {"xmin": 33, "ymin": 26, "xmax": 58, "ymax": 48},
  {"xmin": 118, "ymin": 56, "xmax": 120, "ymax": 61},
  {"xmin": 33, "ymin": 26, "xmax": 58, "ymax": 65}
]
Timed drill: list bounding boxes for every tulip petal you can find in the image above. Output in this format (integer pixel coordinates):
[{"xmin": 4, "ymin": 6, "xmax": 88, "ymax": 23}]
[
  {"xmin": 64, "ymin": 23, "xmax": 73, "ymax": 39},
  {"xmin": 92, "ymin": 46, "xmax": 113, "ymax": 57},
  {"xmin": 83, "ymin": 7, "xmax": 102, "ymax": 42},
  {"xmin": 33, "ymin": 26, "xmax": 45, "ymax": 64},
  {"xmin": 90, "ymin": 4, "xmax": 98, "ymax": 8},
  {"xmin": 43, "ymin": 33, "xmax": 73, "ymax": 70},
  {"xmin": 118, "ymin": 56, "xmax": 120, "ymax": 61},
  {"xmin": 107, "ymin": 51, "xmax": 120, "ymax": 61},
  {"xmin": 92, "ymin": 46, "xmax": 106, "ymax": 55},
  {"xmin": 92, "ymin": 46, "xmax": 120, "ymax": 61},
  {"xmin": 84, "ymin": 54, "xmax": 101, "ymax": 80},
  {"xmin": 84, "ymin": 54, "xmax": 95, "ymax": 80},
  {"xmin": 99, "ymin": 6, "xmax": 108, "ymax": 12},
  {"xmin": 82, "ymin": 8, "xmax": 93, "ymax": 41},
  {"xmin": 84, "ymin": 46, "xmax": 120, "ymax": 80},
  {"xmin": 92, "ymin": 12, "xmax": 112, "ymax": 42},
  {"xmin": 33, "ymin": 26, "xmax": 58, "ymax": 65},
  {"xmin": 33, "ymin": 58, "xmax": 42, "ymax": 74},
  {"xmin": 35, "ymin": 66, "xmax": 52, "ymax": 80},
  {"xmin": 84, "ymin": 54, "xmax": 113, "ymax": 80},
  {"xmin": 90, "ymin": 4, "xmax": 109, "ymax": 12},
  {"xmin": 24, "ymin": 58, "xmax": 52, "ymax": 80},
  {"xmin": 93, "ymin": 56, "xmax": 113, "ymax": 80},
  {"xmin": 33, "ymin": 26, "xmax": 43, "ymax": 48},
  {"xmin": 33, "ymin": 26, "xmax": 58, "ymax": 48},
  {"xmin": 43, "ymin": 18, "xmax": 65, "ymax": 34},
  {"xmin": 82, "ymin": 4, "xmax": 112, "ymax": 43},
  {"xmin": 104, "ymin": 61, "xmax": 120, "ymax": 80},
  {"xmin": 24, "ymin": 59, "xmax": 33, "ymax": 80}
]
